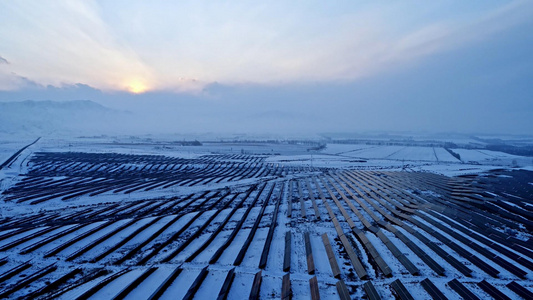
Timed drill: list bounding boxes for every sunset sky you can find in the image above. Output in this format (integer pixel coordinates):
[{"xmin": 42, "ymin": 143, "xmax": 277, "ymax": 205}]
[{"xmin": 0, "ymin": 1, "xmax": 532, "ymax": 134}]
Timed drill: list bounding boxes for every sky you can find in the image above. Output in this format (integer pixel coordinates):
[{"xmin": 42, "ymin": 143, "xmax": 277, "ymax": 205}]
[{"xmin": 0, "ymin": 1, "xmax": 532, "ymax": 136}]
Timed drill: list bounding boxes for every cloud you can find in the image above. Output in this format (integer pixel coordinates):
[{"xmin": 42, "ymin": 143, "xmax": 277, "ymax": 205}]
[
  {"xmin": 0, "ymin": 56, "xmax": 8, "ymax": 64},
  {"xmin": 0, "ymin": 72, "xmax": 39, "ymax": 91},
  {"xmin": 316, "ymin": 0, "xmax": 533, "ymax": 83},
  {"xmin": 0, "ymin": 76, "xmax": 104, "ymax": 100},
  {"xmin": 0, "ymin": 1, "xmax": 153, "ymax": 91},
  {"xmin": 0, "ymin": 1, "xmax": 532, "ymax": 93}
]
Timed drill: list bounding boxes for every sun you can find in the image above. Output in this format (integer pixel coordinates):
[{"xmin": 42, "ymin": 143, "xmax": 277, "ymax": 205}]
[{"xmin": 127, "ymin": 81, "xmax": 148, "ymax": 94}]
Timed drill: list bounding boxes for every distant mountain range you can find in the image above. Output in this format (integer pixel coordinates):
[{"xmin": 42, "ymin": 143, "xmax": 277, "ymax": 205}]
[
  {"xmin": 1, "ymin": 100, "xmax": 532, "ymax": 152},
  {"xmin": 0, "ymin": 100, "xmax": 125, "ymax": 136}
]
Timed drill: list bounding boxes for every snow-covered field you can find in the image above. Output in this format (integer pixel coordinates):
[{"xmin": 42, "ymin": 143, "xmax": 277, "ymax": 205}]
[{"xmin": 0, "ymin": 137, "xmax": 531, "ymax": 299}]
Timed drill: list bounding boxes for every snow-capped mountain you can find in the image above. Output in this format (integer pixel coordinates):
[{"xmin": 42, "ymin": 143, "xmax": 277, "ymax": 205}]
[{"xmin": 0, "ymin": 100, "xmax": 126, "ymax": 136}]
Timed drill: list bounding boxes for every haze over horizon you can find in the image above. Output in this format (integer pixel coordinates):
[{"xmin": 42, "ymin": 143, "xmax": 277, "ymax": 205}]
[{"xmin": 1, "ymin": 1, "xmax": 532, "ymax": 135}]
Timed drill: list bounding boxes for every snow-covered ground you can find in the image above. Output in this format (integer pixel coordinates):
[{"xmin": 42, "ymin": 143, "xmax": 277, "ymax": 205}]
[{"xmin": 0, "ymin": 137, "xmax": 531, "ymax": 299}]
